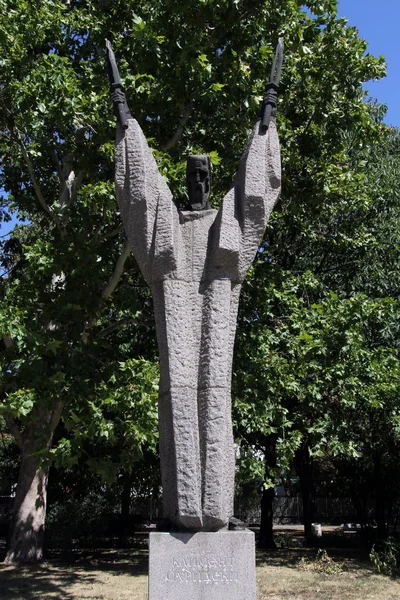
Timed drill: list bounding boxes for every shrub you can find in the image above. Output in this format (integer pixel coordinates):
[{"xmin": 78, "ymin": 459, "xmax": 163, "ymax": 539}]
[
  {"xmin": 298, "ymin": 549, "xmax": 346, "ymax": 575},
  {"xmin": 46, "ymin": 492, "xmax": 116, "ymax": 550},
  {"xmin": 370, "ymin": 538, "xmax": 400, "ymax": 576}
]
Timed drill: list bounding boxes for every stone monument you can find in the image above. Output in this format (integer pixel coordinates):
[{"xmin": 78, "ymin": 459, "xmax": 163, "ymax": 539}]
[{"xmin": 107, "ymin": 38, "xmax": 283, "ymax": 599}]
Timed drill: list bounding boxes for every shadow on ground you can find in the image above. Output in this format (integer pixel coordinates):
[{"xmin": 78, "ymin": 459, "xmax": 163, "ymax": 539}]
[
  {"xmin": 0, "ymin": 548, "xmax": 149, "ymax": 600},
  {"xmin": 47, "ymin": 548, "xmax": 149, "ymax": 575},
  {"xmin": 0, "ymin": 564, "xmax": 98, "ymax": 600}
]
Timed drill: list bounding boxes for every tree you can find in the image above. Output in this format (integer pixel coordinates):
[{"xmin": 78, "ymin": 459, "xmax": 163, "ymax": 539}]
[
  {"xmin": 233, "ymin": 11, "xmax": 394, "ymax": 543},
  {"xmin": 0, "ymin": 0, "xmax": 387, "ymax": 561},
  {"xmin": 0, "ymin": 0, "xmax": 159, "ymax": 562},
  {"xmin": 234, "ymin": 139, "xmax": 400, "ymax": 537}
]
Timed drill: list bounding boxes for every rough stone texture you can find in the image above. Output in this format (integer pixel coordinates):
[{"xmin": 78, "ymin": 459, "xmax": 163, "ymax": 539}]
[
  {"xmin": 148, "ymin": 531, "xmax": 256, "ymax": 600},
  {"xmin": 115, "ymin": 118, "xmax": 281, "ymax": 531}
]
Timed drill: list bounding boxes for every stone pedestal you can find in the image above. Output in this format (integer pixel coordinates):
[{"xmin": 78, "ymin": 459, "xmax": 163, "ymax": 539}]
[{"xmin": 148, "ymin": 530, "xmax": 256, "ymax": 600}]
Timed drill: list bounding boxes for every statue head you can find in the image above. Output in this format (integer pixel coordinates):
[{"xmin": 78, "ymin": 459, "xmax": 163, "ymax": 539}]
[{"xmin": 186, "ymin": 154, "xmax": 211, "ymax": 211}]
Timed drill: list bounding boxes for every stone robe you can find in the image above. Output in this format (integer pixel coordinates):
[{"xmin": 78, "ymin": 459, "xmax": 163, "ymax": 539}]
[{"xmin": 115, "ymin": 117, "xmax": 281, "ymax": 531}]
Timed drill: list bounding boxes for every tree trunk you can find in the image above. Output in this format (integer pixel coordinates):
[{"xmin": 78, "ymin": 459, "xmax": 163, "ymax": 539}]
[
  {"xmin": 373, "ymin": 453, "xmax": 387, "ymax": 540},
  {"xmin": 351, "ymin": 491, "xmax": 367, "ymax": 539},
  {"xmin": 4, "ymin": 403, "xmax": 62, "ymax": 564},
  {"xmin": 118, "ymin": 474, "xmax": 132, "ymax": 548},
  {"xmin": 259, "ymin": 435, "xmax": 276, "ymax": 549},
  {"xmin": 259, "ymin": 486, "xmax": 276, "ymax": 548},
  {"xmin": 294, "ymin": 444, "xmax": 317, "ymax": 543},
  {"xmin": 4, "ymin": 452, "xmax": 49, "ymax": 564}
]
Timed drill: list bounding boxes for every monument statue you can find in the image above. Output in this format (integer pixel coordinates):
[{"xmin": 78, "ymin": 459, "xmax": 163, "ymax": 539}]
[{"xmin": 107, "ymin": 40, "xmax": 283, "ymax": 533}]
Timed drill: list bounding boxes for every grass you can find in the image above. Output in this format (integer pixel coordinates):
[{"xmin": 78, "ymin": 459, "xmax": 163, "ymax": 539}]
[
  {"xmin": 0, "ymin": 529, "xmax": 400, "ymax": 599},
  {"xmin": 0, "ymin": 548, "xmax": 148, "ymax": 600},
  {"xmin": 256, "ymin": 548, "xmax": 400, "ymax": 600}
]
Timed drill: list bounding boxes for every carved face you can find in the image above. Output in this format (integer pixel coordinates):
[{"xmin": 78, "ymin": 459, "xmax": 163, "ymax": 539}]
[{"xmin": 186, "ymin": 155, "xmax": 211, "ymax": 211}]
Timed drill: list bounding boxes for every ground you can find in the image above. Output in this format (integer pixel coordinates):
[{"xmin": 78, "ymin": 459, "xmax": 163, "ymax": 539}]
[{"xmin": 0, "ymin": 527, "xmax": 399, "ymax": 599}]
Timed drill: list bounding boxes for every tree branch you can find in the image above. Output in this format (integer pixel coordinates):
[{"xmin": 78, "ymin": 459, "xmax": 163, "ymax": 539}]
[
  {"xmin": 235, "ymin": 425, "xmax": 267, "ymax": 455},
  {"xmin": 104, "ymin": 225, "xmax": 124, "ymax": 239},
  {"xmin": 161, "ymin": 103, "xmax": 193, "ymax": 151},
  {"xmin": 81, "ymin": 242, "xmax": 132, "ymax": 344},
  {"xmin": 66, "ymin": 170, "xmax": 83, "ymax": 207},
  {"xmin": 96, "ymin": 317, "xmax": 137, "ymax": 340},
  {"xmin": 102, "ymin": 242, "xmax": 131, "ymax": 301},
  {"xmin": 51, "ymin": 149, "xmax": 83, "ymax": 209},
  {"xmin": 49, "ymin": 401, "xmax": 63, "ymax": 437},
  {"xmin": 13, "ymin": 127, "xmax": 63, "ymax": 235},
  {"xmin": 3, "ymin": 335, "xmax": 14, "ymax": 349},
  {"xmin": 51, "ymin": 148, "xmax": 64, "ymax": 185}
]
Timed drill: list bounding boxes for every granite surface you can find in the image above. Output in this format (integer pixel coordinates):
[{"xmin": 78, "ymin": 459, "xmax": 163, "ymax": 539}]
[
  {"xmin": 148, "ymin": 530, "xmax": 256, "ymax": 600},
  {"xmin": 115, "ymin": 117, "xmax": 281, "ymax": 530}
]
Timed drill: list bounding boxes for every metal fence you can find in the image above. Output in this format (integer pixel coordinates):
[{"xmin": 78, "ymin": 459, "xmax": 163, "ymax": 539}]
[{"xmin": 235, "ymin": 496, "xmax": 375, "ymax": 525}]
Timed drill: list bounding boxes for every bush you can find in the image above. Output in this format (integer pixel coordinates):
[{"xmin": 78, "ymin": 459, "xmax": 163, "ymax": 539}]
[
  {"xmin": 298, "ymin": 549, "xmax": 346, "ymax": 575},
  {"xmin": 275, "ymin": 533, "xmax": 292, "ymax": 548},
  {"xmin": 46, "ymin": 492, "xmax": 116, "ymax": 550},
  {"xmin": 370, "ymin": 538, "xmax": 400, "ymax": 576}
]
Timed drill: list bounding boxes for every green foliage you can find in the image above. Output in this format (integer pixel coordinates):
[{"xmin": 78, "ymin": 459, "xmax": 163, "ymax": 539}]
[
  {"xmin": 235, "ymin": 275, "xmax": 400, "ymax": 468},
  {"xmin": 234, "ymin": 126, "xmax": 400, "ymax": 511},
  {"xmin": 46, "ymin": 491, "xmax": 117, "ymax": 550},
  {"xmin": 0, "ymin": 0, "xmax": 398, "ymax": 555},
  {"xmin": 299, "ymin": 549, "xmax": 346, "ymax": 575},
  {"xmin": 0, "ymin": 419, "xmax": 19, "ymax": 495},
  {"xmin": 274, "ymin": 533, "xmax": 292, "ymax": 549},
  {"xmin": 370, "ymin": 538, "xmax": 400, "ymax": 576},
  {"xmin": 52, "ymin": 358, "xmax": 159, "ymax": 481}
]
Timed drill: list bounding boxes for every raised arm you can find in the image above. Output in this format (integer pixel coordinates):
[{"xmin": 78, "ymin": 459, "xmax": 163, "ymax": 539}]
[
  {"xmin": 115, "ymin": 119, "xmax": 177, "ymax": 281},
  {"xmin": 217, "ymin": 40, "xmax": 283, "ymax": 281},
  {"xmin": 216, "ymin": 119, "xmax": 281, "ymax": 281},
  {"xmin": 107, "ymin": 41, "xmax": 177, "ymax": 282}
]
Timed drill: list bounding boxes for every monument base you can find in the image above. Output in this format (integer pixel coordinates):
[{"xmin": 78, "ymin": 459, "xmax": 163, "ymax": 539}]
[{"xmin": 148, "ymin": 530, "xmax": 256, "ymax": 600}]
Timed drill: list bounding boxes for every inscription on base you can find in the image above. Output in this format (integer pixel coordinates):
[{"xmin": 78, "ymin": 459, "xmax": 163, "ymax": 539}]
[{"xmin": 165, "ymin": 553, "xmax": 239, "ymax": 584}]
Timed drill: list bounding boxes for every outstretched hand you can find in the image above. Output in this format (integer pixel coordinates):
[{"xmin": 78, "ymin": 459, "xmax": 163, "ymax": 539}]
[
  {"xmin": 261, "ymin": 38, "xmax": 284, "ymax": 130},
  {"xmin": 261, "ymin": 82, "xmax": 279, "ymax": 130},
  {"xmin": 105, "ymin": 39, "xmax": 131, "ymax": 129}
]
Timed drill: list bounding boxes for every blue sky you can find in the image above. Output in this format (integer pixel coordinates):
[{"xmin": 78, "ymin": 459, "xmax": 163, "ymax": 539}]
[{"xmin": 338, "ymin": 0, "xmax": 400, "ymax": 126}]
